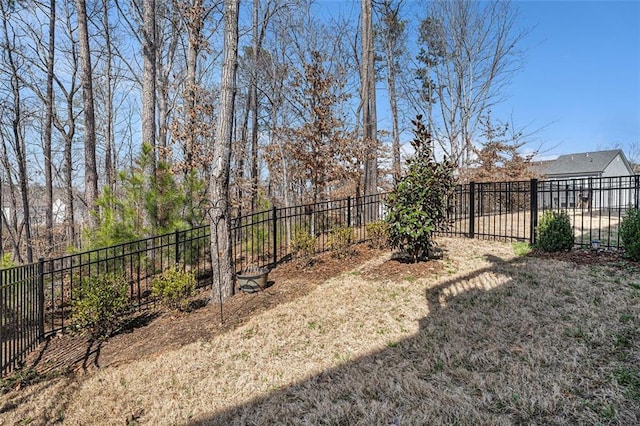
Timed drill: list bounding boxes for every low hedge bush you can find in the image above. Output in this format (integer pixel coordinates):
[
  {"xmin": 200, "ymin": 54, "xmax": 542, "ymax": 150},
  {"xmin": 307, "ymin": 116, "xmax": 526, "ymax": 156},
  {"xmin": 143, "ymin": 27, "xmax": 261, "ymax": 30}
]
[
  {"xmin": 620, "ymin": 208, "xmax": 640, "ymax": 261},
  {"xmin": 71, "ymin": 274, "xmax": 131, "ymax": 338},
  {"xmin": 535, "ymin": 210, "xmax": 573, "ymax": 252}
]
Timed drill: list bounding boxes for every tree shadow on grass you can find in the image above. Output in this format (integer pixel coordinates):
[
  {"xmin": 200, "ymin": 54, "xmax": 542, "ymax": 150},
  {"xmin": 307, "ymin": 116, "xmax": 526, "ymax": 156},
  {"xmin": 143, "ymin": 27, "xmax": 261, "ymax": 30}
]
[
  {"xmin": 189, "ymin": 250, "xmax": 636, "ymax": 424},
  {"xmin": 186, "ymin": 253, "xmax": 548, "ymax": 425}
]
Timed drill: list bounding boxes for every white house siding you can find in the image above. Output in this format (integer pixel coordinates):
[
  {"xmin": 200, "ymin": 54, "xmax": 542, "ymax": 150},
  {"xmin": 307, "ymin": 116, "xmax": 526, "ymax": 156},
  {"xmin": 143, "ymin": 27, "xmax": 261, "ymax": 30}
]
[
  {"xmin": 537, "ymin": 176, "xmax": 634, "ymax": 211},
  {"xmin": 602, "ymin": 154, "xmax": 633, "ymax": 178},
  {"xmin": 53, "ymin": 199, "xmax": 66, "ymax": 224},
  {"xmin": 537, "ymin": 152, "xmax": 635, "ymax": 211},
  {"xmin": 600, "ymin": 155, "xmax": 634, "ymax": 209}
]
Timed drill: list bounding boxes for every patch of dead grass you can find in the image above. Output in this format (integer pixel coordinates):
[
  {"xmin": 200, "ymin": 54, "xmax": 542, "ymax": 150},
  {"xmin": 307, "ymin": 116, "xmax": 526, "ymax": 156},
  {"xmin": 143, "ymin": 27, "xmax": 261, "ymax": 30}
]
[{"xmin": 1, "ymin": 238, "xmax": 638, "ymax": 425}]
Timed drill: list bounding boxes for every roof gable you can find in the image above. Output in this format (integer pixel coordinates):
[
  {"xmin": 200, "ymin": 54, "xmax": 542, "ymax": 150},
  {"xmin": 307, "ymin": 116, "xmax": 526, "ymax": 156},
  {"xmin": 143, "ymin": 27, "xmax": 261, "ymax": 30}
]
[{"xmin": 539, "ymin": 149, "xmax": 632, "ymax": 177}]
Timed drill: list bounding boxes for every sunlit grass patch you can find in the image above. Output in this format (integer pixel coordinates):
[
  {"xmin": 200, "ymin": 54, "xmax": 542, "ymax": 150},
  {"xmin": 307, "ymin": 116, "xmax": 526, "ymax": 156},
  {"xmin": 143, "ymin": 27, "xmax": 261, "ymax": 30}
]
[{"xmin": 512, "ymin": 240, "xmax": 531, "ymax": 256}]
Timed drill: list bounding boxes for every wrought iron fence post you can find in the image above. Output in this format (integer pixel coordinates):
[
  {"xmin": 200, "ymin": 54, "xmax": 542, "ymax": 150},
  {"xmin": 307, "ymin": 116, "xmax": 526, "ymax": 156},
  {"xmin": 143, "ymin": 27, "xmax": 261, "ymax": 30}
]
[
  {"xmin": 37, "ymin": 258, "xmax": 45, "ymax": 342},
  {"xmin": 272, "ymin": 206, "xmax": 278, "ymax": 268},
  {"xmin": 469, "ymin": 182, "xmax": 475, "ymax": 238},
  {"xmin": 347, "ymin": 196, "xmax": 351, "ymax": 228},
  {"xmin": 635, "ymin": 175, "xmax": 639, "ymax": 209},
  {"xmin": 174, "ymin": 229, "xmax": 180, "ymax": 265},
  {"xmin": 529, "ymin": 179, "xmax": 539, "ymax": 245}
]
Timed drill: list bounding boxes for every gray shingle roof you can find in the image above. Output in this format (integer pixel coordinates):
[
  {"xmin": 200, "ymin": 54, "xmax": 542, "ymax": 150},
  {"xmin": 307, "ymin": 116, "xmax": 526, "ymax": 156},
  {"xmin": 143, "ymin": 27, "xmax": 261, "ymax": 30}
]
[{"xmin": 534, "ymin": 149, "xmax": 631, "ymax": 177}]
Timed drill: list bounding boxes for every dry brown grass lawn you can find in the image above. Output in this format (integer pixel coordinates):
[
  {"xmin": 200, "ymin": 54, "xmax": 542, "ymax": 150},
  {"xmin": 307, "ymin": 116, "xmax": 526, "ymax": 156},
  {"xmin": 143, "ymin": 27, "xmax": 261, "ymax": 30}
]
[{"xmin": 1, "ymin": 238, "xmax": 639, "ymax": 425}]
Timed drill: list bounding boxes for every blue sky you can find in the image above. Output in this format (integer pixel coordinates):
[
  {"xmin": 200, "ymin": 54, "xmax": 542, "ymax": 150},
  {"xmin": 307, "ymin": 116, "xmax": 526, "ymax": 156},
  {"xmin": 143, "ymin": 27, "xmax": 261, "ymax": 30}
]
[
  {"xmin": 315, "ymin": 0, "xmax": 640, "ymax": 160},
  {"xmin": 495, "ymin": 0, "xmax": 640, "ymax": 158}
]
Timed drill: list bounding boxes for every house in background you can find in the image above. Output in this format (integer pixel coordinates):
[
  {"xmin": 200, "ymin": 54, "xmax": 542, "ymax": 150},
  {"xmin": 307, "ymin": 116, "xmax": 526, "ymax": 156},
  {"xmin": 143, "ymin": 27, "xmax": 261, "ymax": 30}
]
[
  {"xmin": 1, "ymin": 185, "xmax": 84, "ymax": 227},
  {"xmin": 531, "ymin": 149, "xmax": 633, "ymax": 180},
  {"xmin": 530, "ymin": 149, "xmax": 636, "ymax": 210}
]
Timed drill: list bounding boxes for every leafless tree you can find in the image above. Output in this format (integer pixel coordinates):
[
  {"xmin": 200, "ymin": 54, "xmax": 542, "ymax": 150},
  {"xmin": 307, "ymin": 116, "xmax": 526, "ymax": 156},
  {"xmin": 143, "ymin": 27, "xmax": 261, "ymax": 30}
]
[
  {"xmin": 361, "ymin": 0, "xmax": 378, "ymax": 196},
  {"xmin": 0, "ymin": 1, "xmax": 34, "ymax": 262},
  {"xmin": 624, "ymin": 141, "xmax": 639, "ymax": 170},
  {"xmin": 142, "ymin": 0, "xmax": 157, "ymax": 170},
  {"xmin": 75, "ymin": 0, "xmax": 99, "ymax": 227},
  {"xmin": 54, "ymin": 2, "xmax": 81, "ymax": 248},
  {"xmin": 374, "ymin": 0, "xmax": 406, "ymax": 184},
  {"xmin": 102, "ymin": 0, "xmax": 115, "ymax": 191},
  {"xmin": 42, "ymin": 0, "xmax": 56, "ymax": 252},
  {"xmin": 416, "ymin": 0, "xmax": 527, "ymax": 169},
  {"xmin": 210, "ymin": 0, "xmax": 239, "ymax": 302}
]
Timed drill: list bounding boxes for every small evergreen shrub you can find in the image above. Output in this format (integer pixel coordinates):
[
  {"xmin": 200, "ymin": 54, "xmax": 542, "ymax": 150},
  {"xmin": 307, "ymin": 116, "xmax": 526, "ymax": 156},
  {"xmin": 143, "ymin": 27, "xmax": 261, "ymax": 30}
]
[
  {"xmin": 152, "ymin": 266, "xmax": 196, "ymax": 311},
  {"xmin": 292, "ymin": 228, "xmax": 317, "ymax": 266},
  {"xmin": 620, "ymin": 208, "xmax": 640, "ymax": 261},
  {"xmin": 366, "ymin": 220, "xmax": 390, "ymax": 249},
  {"xmin": 71, "ymin": 274, "xmax": 131, "ymax": 338},
  {"xmin": 328, "ymin": 226, "xmax": 354, "ymax": 258},
  {"xmin": 535, "ymin": 210, "xmax": 573, "ymax": 252}
]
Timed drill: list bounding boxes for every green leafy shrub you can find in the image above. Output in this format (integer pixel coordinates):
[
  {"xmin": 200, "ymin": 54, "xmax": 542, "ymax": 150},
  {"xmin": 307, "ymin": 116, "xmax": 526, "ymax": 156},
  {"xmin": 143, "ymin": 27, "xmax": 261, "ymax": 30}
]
[
  {"xmin": 366, "ymin": 220, "xmax": 390, "ymax": 249},
  {"xmin": 535, "ymin": 210, "xmax": 573, "ymax": 252},
  {"xmin": 620, "ymin": 208, "xmax": 640, "ymax": 261},
  {"xmin": 152, "ymin": 266, "xmax": 196, "ymax": 311},
  {"xmin": 385, "ymin": 116, "xmax": 456, "ymax": 263},
  {"xmin": 71, "ymin": 274, "xmax": 131, "ymax": 338},
  {"xmin": 292, "ymin": 228, "xmax": 317, "ymax": 265},
  {"xmin": 0, "ymin": 253, "xmax": 14, "ymax": 269},
  {"xmin": 328, "ymin": 226, "xmax": 354, "ymax": 258}
]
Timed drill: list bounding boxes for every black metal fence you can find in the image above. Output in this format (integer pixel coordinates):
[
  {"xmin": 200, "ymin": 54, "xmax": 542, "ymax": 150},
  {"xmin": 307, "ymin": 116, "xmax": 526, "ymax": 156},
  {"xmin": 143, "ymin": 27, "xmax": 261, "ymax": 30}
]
[
  {"xmin": 443, "ymin": 180, "xmax": 536, "ymax": 242},
  {"xmin": 444, "ymin": 176, "xmax": 640, "ymax": 248},
  {"xmin": 0, "ymin": 193, "xmax": 386, "ymax": 377},
  {"xmin": 230, "ymin": 193, "xmax": 386, "ymax": 272},
  {"xmin": 2, "ymin": 176, "xmax": 639, "ymax": 377},
  {"xmin": 1, "ymin": 226, "xmax": 211, "ymax": 377},
  {"xmin": 1, "ymin": 263, "xmax": 43, "ymax": 376}
]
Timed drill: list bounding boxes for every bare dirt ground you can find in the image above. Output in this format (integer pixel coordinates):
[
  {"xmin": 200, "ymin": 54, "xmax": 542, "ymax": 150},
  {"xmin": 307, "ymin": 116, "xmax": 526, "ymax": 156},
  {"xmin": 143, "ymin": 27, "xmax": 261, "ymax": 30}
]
[{"xmin": 1, "ymin": 237, "xmax": 638, "ymax": 425}]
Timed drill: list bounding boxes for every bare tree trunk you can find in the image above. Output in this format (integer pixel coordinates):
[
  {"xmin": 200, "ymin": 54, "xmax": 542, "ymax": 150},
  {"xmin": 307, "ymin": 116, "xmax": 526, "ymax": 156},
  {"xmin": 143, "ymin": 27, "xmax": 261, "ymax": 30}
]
[
  {"xmin": 103, "ymin": 0, "xmax": 115, "ymax": 191},
  {"xmin": 76, "ymin": 0, "xmax": 99, "ymax": 229},
  {"xmin": 210, "ymin": 0, "xmax": 239, "ymax": 303},
  {"xmin": 376, "ymin": 0, "xmax": 404, "ymax": 183},
  {"xmin": 142, "ymin": 0, "xmax": 157, "ymax": 168},
  {"xmin": 236, "ymin": 89, "xmax": 250, "ymax": 209},
  {"xmin": 44, "ymin": 0, "xmax": 56, "ymax": 253},
  {"xmin": 361, "ymin": 0, "xmax": 378, "ymax": 196},
  {"xmin": 52, "ymin": 17, "xmax": 79, "ymax": 248},
  {"xmin": 185, "ymin": 0, "xmax": 203, "ymax": 167},
  {"xmin": 1, "ymin": 132, "xmax": 22, "ymax": 262},
  {"xmin": 249, "ymin": 0, "xmax": 259, "ymax": 211},
  {"xmin": 63, "ymin": 131, "xmax": 76, "ymax": 247},
  {"xmin": 388, "ymin": 63, "xmax": 400, "ymax": 182},
  {"xmin": 156, "ymin": 3, "xmax": 181, "ymax": 153}
]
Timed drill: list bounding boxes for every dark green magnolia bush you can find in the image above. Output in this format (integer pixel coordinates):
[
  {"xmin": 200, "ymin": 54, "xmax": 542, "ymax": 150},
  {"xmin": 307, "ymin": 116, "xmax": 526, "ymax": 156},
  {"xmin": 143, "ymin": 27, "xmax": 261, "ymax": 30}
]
[
  {"xmin": 620, "ymin": 208, "xmax": 640, "ymax": 261},
  {"xmin": 385, "ymin": 116, "xmax": 456, "ymax": 263},
  {"xmin": 535, "ymin": 210, "xmax": 574, "ymax": 252},
  {"xmin": 152, "ymin": 266, "xmax": 196, "ymax": 311},
  {"xmin": 71, "ymin": 274, "xmax": 131, "ymax": 338}
]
